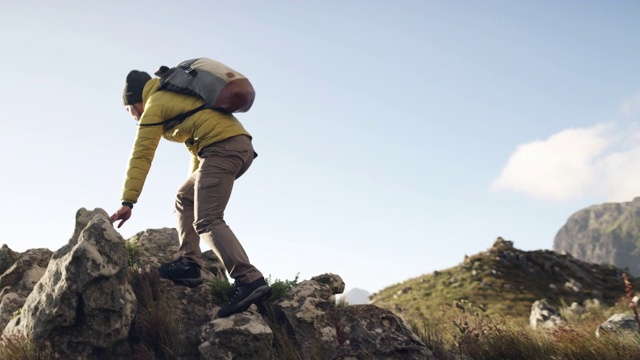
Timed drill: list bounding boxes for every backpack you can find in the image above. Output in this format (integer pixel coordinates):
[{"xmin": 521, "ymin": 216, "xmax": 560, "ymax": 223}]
[{"xmin": 142, "ymin": 58, "xmax": 255, "ymax": 130}]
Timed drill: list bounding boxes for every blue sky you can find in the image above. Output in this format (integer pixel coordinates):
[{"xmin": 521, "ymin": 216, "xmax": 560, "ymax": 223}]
[{"xmin": 1, "ymin": 1, "xmax": 640, "ymax": 294}]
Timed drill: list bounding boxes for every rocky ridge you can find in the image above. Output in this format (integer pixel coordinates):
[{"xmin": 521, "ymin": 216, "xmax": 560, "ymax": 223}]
[
  {"xmin": 370, "ymin": 237, "xmax": 640, "ymax": 323},
  {"xmin": 0, "ymin": 208, "xmax": 434, "ymax": 359}
]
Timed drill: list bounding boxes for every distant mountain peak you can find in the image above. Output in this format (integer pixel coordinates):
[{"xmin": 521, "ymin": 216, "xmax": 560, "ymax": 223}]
[
  {"xmin": 341, "ymin": 288, "xmax": 371, "ymax": 305},
  {"xmin": 554, "ymin": 198, "xmax": 640, "ymax": 276}
]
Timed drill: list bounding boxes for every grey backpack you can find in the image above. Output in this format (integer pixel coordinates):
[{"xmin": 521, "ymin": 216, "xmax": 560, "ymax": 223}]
[{"xmin": 143, "ymin": 58, "xmax": 255, "ymax": 129}]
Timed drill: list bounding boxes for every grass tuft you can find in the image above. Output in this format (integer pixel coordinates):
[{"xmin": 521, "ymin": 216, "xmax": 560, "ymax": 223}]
[
  {"xmin": 127, "ymin": 268, "xmax": 181, "ymax": 359},
  {"xmin": 410, "ymin": 299, "xmax": 640, "ymax": 360},
  {"xmin": 0, "ymin": 334, "xmax": 51, "ymax": 360}
]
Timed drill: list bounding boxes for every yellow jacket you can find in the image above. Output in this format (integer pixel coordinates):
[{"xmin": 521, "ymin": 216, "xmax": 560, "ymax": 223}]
[{"xmin": 121, "ymin": 78, "xmax": 251, "ymax": 204}]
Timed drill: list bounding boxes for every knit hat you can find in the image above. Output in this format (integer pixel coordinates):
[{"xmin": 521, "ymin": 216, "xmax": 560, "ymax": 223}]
[{"xmin": 123, "ymin": 70, "xmax": 152, "ymax": 105}]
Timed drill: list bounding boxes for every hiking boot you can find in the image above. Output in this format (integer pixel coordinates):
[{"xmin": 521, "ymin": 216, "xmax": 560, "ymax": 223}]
[
  {"xmin": 217, "ymin": 277, "xmax": 272, "ymax": 318},
  {"xmin": 158, "ymin": 257, "xmax": 203, "ymax": 288}
]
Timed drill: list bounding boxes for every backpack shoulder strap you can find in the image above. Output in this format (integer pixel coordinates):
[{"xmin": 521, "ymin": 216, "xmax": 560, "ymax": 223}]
[{"xmin": 139, "ymin": 105, "xmax": 209, "ymax": 129}]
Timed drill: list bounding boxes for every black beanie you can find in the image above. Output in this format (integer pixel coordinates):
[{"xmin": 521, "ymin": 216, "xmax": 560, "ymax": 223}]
[{"xmin": 123, "ymin": 70, "xmax": 152, "ymax": 105}]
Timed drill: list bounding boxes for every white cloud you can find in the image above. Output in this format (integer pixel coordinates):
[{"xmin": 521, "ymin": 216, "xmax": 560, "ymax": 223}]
[
  {"xmin": 595, "ymin": 145, "xmax": 640, "ymax": 202},
  {"xmin": 622, "ymin": 94, "xmax": 640, "ymax": 116},
  {"xmin": 490, "ymin": 123, "xmax": 640, "ymax": 202}
]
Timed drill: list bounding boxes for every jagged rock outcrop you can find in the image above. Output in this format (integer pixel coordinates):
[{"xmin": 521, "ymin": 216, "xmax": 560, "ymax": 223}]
[
  {"xmin": 1, "ymin": 208, "xmax": 435, "ymax": 359},
  {"xmin": 554, "ymin": 197, "xmax": 640, "ymax": 276},
  {"xmin": 3, "ymin": 208, "xmax": 136, "ymax": 359},
  {"xmin": 272, "ymin": 273, "xmax": 433, "ymax": 360}
]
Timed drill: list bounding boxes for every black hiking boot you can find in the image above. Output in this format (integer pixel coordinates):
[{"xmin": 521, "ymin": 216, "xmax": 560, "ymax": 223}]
[
  {"xmin": 217, "ymin": 277, "xmax": 272, "ymax": 318},
  {"xmin": 158, "ymin": 257, "xmax": 203, "ymax": 288}
]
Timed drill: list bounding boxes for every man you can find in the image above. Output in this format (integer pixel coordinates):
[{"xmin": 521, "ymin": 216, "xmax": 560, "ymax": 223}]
[{"xmin": 110, "ymin": 69, "xmax": 271, "ymax": 318}]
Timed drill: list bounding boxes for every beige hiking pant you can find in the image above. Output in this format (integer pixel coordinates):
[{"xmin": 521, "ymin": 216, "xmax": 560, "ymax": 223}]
[{"xmin": 176, "ymin": 135, "xmax": 263, "ymax": 284}]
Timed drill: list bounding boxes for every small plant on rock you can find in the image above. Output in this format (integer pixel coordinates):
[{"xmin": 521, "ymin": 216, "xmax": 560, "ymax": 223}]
[
  {"xmin": 266, "ymin": 273, "xmax": 300, "ymax": 301},
  {"xmin": 124, "ymin": 240, "xmax": 141, "ymax": 270}
]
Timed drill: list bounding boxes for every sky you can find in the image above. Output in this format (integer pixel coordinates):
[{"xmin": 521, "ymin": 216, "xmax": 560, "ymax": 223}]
[{"xmin": 1, "ymin": 1, "xmax": 640, "ymax": 295}]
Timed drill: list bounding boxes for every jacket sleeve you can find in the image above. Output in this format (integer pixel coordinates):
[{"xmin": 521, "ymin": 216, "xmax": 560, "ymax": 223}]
[{"xmin": 120, "ymin": 95, "xmax": 166, "ymax": 204}]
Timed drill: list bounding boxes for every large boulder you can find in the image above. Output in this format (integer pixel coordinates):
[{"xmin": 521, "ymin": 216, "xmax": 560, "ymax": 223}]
[
  {"xmin": 596, "ymin": 313, "xmax": 640, "ymax": 337},
  {"xmin": 3, "ymin": 208, "xmax": 136, "ymax": 359}
]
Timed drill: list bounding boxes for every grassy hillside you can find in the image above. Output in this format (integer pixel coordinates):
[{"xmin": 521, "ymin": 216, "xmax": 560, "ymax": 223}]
[{"xmin": 371, "ymin": 237, "xmax": 640, "ymax": 321}]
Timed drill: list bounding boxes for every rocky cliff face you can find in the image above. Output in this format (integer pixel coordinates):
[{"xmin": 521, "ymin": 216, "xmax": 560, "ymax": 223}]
[
  {"xmin": 553, "ymin": 197, "xmax": 640, "ymax": 276},
  {"xmin": 0, "ymin": 208, "xmax": 435, "ymax": 359}
]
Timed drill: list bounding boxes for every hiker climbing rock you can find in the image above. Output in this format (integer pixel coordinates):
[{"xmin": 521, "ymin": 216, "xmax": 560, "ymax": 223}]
[{"xmin": 110, "ymin": 58, "xmax": 271, "ymax": 318}]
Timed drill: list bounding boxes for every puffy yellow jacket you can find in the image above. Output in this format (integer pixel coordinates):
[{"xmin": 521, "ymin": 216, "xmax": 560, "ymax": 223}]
[{"xmin": 121, "ymin": 78, "xmax": 251, "ymax": 204}]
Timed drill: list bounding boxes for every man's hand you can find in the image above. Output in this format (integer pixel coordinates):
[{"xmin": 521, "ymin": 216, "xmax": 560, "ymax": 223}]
[{"xmin": 110, "ymin": 206, "xmax": 132, "ymax": 228}]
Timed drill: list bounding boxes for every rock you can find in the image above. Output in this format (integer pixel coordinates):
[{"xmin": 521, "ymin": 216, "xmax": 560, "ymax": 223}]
[
  {"xmin": 567, "ymin": 302, "xmax": 583, "ymax": 316},
  {"xmin": 492, "ymin": 237, "xmax": 514, "ymax": 250},
  {"xmin": 0, "ymin": 247, "xmax": 52, "ymax": 330},
  {"xmin": 273, "ymin": 273, "xmax": 434, "ymax": 359},
  {"xmin": 530, "ymin": 299, "xmax": 567, "ymax": 329},
  {"xmin": 0, "ymin": 244, "xmax": 19, "ymax": 275},
  {"xmin": 199, "ymin": 310, "xmax": 274, "ymax": 360},
  {"xmin": 3, "ymin": 209, "xmax": 136, "ymax": 359},
  {"xmin": 564, "ymin": 279, "xmax": 583, "ymax": 292},
  {"xmin": 0, "ymin": 207, "xmax": 445, "ymax": 359},
  {"xmin": 166, "ymin": 278, "xmax": 217, "ymax": 358},
  {"xmin": 596, "ymin": 313, "xmax": 640, "ymax": 337},
  {"xmin": 127, "ymin": 228, "xmax": 226, "ymax": 281}
]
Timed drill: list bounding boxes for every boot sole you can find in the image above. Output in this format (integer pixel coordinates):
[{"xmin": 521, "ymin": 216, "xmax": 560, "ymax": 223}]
[
  {"xmin": 158, "ymin": 269, "xmax": 203, "ymax": 288},
  {"xmin": 218, "ymin": 285, "xmax": 272, "ymax": 318},
  {"xmin": 171, "ymin": 278, "xmax": 204, "ymax": 288}
]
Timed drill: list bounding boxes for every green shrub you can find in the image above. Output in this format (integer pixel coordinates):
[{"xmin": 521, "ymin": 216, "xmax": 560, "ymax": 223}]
[
  {"xmin": 266, "ymin": 273, "xmax": 300, "ymax": 301},
  {"xmin": 124, "ymin": 240, "xmax": 140, "ymax": 270},
  {"xmin": 208, "ymin": 277, "xmax": 233, "ymax": 306},
  {"xmin": 208, "ymin": 273, "xmax": 301, "ymax": 306}
]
